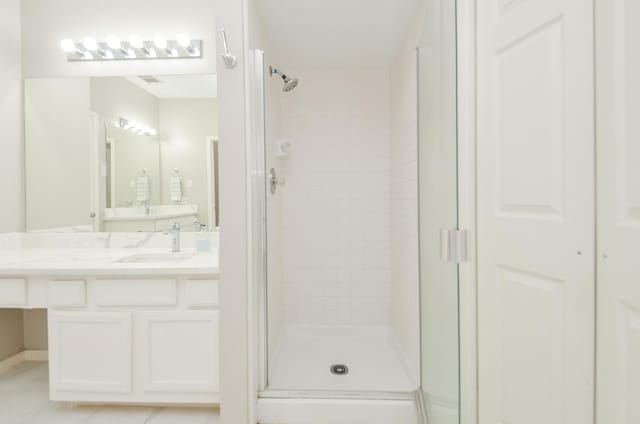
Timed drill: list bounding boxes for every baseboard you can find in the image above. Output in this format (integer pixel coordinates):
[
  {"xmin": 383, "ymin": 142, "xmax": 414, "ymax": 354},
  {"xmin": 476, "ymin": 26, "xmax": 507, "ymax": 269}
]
[
  {"xmin": 24, "ymin": 350, "xmax": 48, "ymax": 361},
  {"xmin": 0, "ymin": 349, "xmax": 48, "ymax": 373},
  {"xmin": 257, "ymin": 397, "xmax": 418, "ymax": 424},
  {"xmin": 0, "ymin": 351, "xmax": 25, "ymax": 374}
]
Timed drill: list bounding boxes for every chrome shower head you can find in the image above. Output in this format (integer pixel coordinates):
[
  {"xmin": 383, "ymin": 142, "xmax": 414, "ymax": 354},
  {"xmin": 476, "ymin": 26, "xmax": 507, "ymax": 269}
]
[
  {"xmin": 282, "ymin": 76, "xmax": 298, "ymax": 92},
  {"xmin": 270, "ymin": 65, "xmax": 299, "ymax": 92}
]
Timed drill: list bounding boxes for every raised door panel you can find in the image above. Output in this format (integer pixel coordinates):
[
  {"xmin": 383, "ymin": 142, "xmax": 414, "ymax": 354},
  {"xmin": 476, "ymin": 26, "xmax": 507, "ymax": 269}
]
[
  {"xmin": 478, "ymin": 0, "xmax": 595, "ymax": 422},
  {"xmin": 48, "ymin": 311, "xmax": 132, "ymax": 393},
  {"xmin": 138, "ymin": 310, "xmax": 219, "ymax": 393}
]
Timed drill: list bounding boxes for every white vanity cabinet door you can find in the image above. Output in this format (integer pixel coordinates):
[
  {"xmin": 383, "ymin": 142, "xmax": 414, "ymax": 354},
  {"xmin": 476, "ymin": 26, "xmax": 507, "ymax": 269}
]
[
  {"xmin": 48, "ymin": 311, "xmax": 132, "ymax": 394},
  {"xmin": 137, "ymin": 310, "xmax": 219, "ymax": 393}
]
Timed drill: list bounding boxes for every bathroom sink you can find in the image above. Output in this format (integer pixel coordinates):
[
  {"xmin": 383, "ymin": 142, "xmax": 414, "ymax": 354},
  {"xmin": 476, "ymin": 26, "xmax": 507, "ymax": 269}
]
[{"xmin": 116, "ymin": 253, "xmax": 197, "ymax": 264}]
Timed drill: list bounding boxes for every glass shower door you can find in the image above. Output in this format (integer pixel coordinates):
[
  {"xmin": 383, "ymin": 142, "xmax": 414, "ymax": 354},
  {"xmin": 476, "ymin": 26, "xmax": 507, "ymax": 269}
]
[{"xmin": 417, "ymin": 0, "xmax": 460, "ymax": 422}]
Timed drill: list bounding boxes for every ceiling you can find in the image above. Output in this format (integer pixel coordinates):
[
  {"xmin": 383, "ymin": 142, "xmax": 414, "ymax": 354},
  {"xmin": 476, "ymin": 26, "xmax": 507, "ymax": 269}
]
[
  {"xmin": 253, "ymin": 0, "xmax": 423, "ymax": 68},
  {"xmin": 126, "ymin": 74, "xmax": 217, "ymax": 99}
]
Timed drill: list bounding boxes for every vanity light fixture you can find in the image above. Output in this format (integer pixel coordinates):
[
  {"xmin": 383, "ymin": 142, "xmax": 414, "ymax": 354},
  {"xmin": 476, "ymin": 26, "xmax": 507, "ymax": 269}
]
[
  {"xmin": 60, "ymin": 38, "xmax": 93, "ymax": 60},
  {"xmin": 106, "ymin": 35, "xmax": 135, "ymax": 58},
  {"xmin": 60, "ymin": 34, "xmax": 202, "ymax": 62},
  {"xmin": 117, "ymin": 118, "xmax": 156, "ymax": 137},
  {"xmin": 176, "ymin": 33, "xmax": 199, "ymax": 56},
  {"xmin": 83, "ymin": 37, "xmax": 115, "ymax": 59}
]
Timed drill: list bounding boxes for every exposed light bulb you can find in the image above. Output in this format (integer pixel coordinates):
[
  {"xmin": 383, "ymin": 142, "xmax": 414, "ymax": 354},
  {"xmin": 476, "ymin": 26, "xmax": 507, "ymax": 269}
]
[
  {"xmin": 81, "ymin": 51, "xmax": 93, "ymax": 60},
  {"xmin": 153, "ymin": 35, "xmax": 167, "ymax": 49},
  {"xmin": 188, "ymin": 46, "xmax": 200, "ymax": 57},
  {"xmin": 102, "ymin": 50, "xmax": 115, "ymax": 59},
  {"xmin": 124, "ymin": 48, "xmax": 136, "ymax": 59},
  {"xmin": 145, "ymin": 48, "xmax": 157, "ymax": 58},
  {"xmin": 106, "ymin": 35, "xmax": 121, "ymax": 50},
  {"xmin": 129, "ymin": 34, "xmax": 144, "ymax": 49},
  {"xmin": 60, "ymin": 39, "xmax": 77, "ymax": 53},
  {"xmin": 166, "ymin": 48, "xmax": 179, "ymax": 58},
  {"xmin": 82, "ymin": 37, "xmax": 99, "ymax": 51},
  {"xmin": 176, "ymin": 33, "xmax": 191, "ymax": 48}
]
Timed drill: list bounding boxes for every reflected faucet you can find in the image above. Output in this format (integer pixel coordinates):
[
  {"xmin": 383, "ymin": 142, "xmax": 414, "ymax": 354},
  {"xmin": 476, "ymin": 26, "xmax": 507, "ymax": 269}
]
[
  {"xmin": 164, "ymin": 222, "xmax": 181, "ymax": 253},
  {"xmin": 144, "ymin": 200, "xmax": 151, "ymax": 216}
]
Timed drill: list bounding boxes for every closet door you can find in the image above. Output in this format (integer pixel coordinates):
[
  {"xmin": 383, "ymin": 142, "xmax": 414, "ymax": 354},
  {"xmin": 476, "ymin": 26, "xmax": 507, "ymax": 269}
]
[
  {"xmin": 476, "ymin": 0, "xmax": 595, "ymax": 423},
  {"xmin": 596, "ymin": 0, "xmax": 640, "ymax": 422}
]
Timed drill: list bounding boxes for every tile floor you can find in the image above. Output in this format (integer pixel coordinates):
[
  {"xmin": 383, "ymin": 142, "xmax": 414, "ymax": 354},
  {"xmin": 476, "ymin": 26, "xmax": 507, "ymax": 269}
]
[{"xmin": 0, "ymin": 361, "xmax": 220, "ymax": 424}]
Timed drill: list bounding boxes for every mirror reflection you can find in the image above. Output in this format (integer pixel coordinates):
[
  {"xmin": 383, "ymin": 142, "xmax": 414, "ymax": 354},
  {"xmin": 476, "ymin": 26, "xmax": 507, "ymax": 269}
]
[{"xmin": 24, "ymin": 75, "xmax": 218, "ymax": 232}]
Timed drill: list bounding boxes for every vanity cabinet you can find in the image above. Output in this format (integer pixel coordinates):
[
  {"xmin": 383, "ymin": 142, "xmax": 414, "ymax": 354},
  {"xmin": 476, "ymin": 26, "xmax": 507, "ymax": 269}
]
[
  {"xmin": 48, "ymin": 311, "xmax": 133, "ymax": 394},
  {"xmin": 138, "ymin": 311, "xmax": 220, "ymax": 393},
  {"xmin": 44, "ymin": 277, "xmax": 220, "ymax": 405}
]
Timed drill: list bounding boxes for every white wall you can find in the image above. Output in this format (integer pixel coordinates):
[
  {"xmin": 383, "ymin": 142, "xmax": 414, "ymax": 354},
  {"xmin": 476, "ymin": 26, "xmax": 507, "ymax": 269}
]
[
  {"xmin": 279, "ymin": 68, "xmax": 392, "ymax": 326},
  {"xmin": 0, "ymin": 0, "xmax": 40, "ymax": 360},
  {"xmin": 159, "ymin": 99, "xmax": 218, "ymax": 227},
  {"xmin": 24, "ymin": 78, "xmax": 92, "ymax": 231},
  {"xmin": 0, "ymin": 0, "xmax": 25, "ymax": 233},
  {"xmin": 21, "ymin": 0, "xmax": 217, "ymax": 77}
]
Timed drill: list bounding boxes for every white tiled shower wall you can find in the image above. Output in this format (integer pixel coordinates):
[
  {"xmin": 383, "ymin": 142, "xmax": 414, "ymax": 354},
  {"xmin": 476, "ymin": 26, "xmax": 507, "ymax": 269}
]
[
  {"xmin": 278, "ymin": 68, "xmax": 392, "ymax": 325},
  {"xmin": 390, "ymin": 47, "xmax": 420, "ymax": 378}
]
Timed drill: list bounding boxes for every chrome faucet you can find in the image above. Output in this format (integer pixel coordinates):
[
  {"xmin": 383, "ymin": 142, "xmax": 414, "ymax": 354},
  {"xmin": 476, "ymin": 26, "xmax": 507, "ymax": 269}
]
[
  {"xmin": 164, "ymin": 222, "xmax": 181, "ymax": 253},
  {"xmin": 144, "ymin": 200, "xmax": 151, "ymax": 216}
]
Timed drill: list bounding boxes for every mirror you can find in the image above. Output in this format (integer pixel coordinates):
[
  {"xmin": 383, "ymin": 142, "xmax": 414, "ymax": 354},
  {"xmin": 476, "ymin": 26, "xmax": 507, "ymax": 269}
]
[{"xmin": 24, "ymin": 75, "xmax": 218, "ymax": 232}]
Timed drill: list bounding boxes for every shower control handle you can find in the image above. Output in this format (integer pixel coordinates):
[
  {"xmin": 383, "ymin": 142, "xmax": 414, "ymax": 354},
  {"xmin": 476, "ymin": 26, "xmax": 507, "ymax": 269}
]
[{"xmin": 269, "ymin": 168, "xmax": 285, "ymax": 194}]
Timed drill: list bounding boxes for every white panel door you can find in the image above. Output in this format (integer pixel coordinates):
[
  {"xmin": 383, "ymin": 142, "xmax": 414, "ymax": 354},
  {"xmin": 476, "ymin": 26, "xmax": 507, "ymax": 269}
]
[
  {"xmin": 477, "ymin": 0, "xmax": 595, "ymax": 422},
  {"xmin": 596, "ymin": 0, "xmax": 640, "ymax": 422},
  {"xmin": 138, "ymin": 310, "xmax": 220, "ymax": 393},
  {"xmin": 48, "ymin": 311, "xmax": 132, "ymax": 393}
]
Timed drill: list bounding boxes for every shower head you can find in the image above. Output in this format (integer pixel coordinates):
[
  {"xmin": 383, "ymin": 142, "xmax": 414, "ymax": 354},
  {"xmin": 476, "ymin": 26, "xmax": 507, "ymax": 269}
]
[
  {"xmin": 270, "ymin": 65, "xmax": 299, "ymax": 92},
  {"xmin": 282, "ymin": 76, "xmax": 298, "ymax": 92}
]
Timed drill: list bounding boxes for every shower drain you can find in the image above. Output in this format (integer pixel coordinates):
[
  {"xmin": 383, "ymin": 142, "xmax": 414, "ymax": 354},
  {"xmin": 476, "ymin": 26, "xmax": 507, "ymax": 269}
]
[{"xmin": 330, "ymin": 364, "xmax": 349, "ymax": 375}]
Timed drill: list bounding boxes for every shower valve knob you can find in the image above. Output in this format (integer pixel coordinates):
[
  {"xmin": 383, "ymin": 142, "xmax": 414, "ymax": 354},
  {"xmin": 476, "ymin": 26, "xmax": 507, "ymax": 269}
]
[{"xmin": 269, "ymin": 168, "xmax": 285, "ymax": 194}]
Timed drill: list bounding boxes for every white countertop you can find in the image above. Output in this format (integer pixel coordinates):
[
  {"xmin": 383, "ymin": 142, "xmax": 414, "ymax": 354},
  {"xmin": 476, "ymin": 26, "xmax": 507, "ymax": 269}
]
[
  {"xmin": 102, "ymin": 211, "xmax": 200, "ymax": 222},
  {"xmin": 0, "ymin": 248, "xmax": 218, "ymax": 276}
]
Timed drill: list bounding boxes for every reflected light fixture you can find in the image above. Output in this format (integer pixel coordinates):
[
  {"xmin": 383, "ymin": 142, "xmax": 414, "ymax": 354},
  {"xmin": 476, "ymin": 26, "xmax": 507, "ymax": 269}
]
[{"xmin": 117, "ymin": 118, "xmax": 156, "ymax": 136}]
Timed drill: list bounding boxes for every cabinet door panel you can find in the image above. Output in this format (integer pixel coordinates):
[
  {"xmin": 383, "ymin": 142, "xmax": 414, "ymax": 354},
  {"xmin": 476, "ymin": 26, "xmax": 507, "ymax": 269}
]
[
  {"xmin": 48, "ymin": 311, "xmax": 132, "ymax": 393},
  {"xmin": 138, "ymin": 310, "xmax": 219, "ymax": 393}
]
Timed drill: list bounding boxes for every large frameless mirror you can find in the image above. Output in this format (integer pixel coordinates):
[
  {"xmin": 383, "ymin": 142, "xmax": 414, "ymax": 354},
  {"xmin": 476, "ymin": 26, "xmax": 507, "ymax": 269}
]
[{"xmin": 24, "ymin": 75, "xmax": 219, "ymax": 232}]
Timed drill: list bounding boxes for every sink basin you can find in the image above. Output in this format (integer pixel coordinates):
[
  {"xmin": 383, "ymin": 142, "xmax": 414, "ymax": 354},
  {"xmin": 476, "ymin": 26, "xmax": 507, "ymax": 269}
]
[{"xmin": 116, "ymin": 253, "xmax": 197, "ymax": 264}]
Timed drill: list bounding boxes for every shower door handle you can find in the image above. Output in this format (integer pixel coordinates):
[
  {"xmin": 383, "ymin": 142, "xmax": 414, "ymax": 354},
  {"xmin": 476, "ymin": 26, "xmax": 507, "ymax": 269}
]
[{"xmin": 440, "ymin": 229, "xmax": 470, "ymax": 263}]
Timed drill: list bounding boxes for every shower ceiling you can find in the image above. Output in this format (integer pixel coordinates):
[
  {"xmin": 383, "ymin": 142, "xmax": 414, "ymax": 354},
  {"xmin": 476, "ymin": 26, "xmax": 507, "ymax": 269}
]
[{"xmin": 252, "ymin": 0, "xmax": 423, "ymax": 67}]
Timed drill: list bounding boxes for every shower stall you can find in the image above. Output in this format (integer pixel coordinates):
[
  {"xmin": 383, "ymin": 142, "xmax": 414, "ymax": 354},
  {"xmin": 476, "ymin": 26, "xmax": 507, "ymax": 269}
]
[{"xmin": 249, "ymin": 0, "xmax": 461, "ymax": 421}]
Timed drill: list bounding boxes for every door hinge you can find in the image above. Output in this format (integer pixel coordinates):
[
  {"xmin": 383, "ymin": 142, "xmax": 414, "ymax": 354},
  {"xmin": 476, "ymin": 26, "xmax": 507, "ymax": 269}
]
[{"xmin": 441, "ymin": 229, "xmax": 470, "ymax": 263}]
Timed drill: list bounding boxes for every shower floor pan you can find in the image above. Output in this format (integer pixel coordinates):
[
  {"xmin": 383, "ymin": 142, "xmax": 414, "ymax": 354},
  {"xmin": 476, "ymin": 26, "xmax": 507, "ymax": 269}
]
[{"xmin": 267, "ymin": 325, "xmax": 417, "ymax": 393}]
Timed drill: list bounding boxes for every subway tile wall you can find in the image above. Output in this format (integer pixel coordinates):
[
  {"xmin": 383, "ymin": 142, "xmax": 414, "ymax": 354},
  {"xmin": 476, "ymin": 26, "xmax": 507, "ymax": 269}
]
[{"xmin": 276, "ymin": 68, "xmax": 392, "ymax": 326}]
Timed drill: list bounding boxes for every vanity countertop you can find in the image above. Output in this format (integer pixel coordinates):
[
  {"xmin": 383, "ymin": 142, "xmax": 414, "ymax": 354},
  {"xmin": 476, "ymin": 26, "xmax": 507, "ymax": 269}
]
[{"xmin": 0, "ymin": 248, "xmax": 218, "ymax": 276}]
